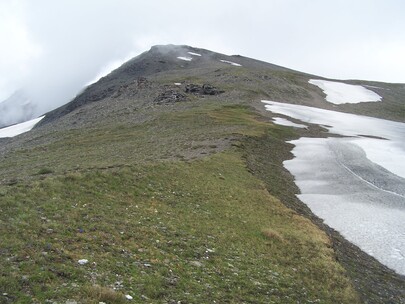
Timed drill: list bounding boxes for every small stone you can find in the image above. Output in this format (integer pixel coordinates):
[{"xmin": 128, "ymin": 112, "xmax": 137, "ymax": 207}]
[
  {"xmin": 114, "ymin": 281, "xmax": 123, "ymax": 289},
  {"xmin": 21, "ymin": 275, "xmax": 29, "ymax": 281},
  {"xmin": 190, "ymin": 261, "xmax": 202, "ymax": 267},
  {"xmin": 78, "ymin": 259, "xmax": 88, "ymax": 265}
]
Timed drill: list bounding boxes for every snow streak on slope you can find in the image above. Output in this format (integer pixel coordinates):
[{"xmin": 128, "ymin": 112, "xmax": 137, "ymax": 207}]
[
  {"xmin": 262, "ymin": 100, "xmax": 405, "ymax": 275},
  {"xmin": 272, "ymin": 117, "xmax": 307, "ymax": 128},
  {"xmin": 219, "ymin": 60, "xmax": 242, "ymax": 67},
  {"xmin": 0, "ymin": 116, "xmax": 45, "ymax": 138},
  {"xmin": 187, "ymin": 51, "xmax": 201, "ymax": 56},
  {"xmin": 177, "ymin": 56, "xmax": 193, "ymax": 61},
  {"xmin": 309, "ymin": 79, "xmax": 382, "ymax": 104}
]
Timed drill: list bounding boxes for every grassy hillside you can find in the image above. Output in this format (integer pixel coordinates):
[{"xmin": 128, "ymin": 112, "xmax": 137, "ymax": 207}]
[{"xmin": 1, "ymin": 103, "xmax": 361, "ymax": 303}]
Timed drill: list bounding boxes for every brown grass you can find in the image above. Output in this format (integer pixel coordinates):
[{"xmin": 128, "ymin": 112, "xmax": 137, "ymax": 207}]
[
  {"xmin": 261, "ymin": 228, "xmax": 284, "ymax": 242},
  {"xmin": 84, "ymin": 285, "xmax": 126, "ymax": 303}
]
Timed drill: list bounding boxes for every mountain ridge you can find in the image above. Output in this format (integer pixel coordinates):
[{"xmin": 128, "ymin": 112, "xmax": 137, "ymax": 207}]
[
  {"xmin": 0, "ymin": 44, "xmax": 404, "ymax": 303},
  {"xmin": 35, "ymin": 44, "xmax": 404, "ymax": 131}
]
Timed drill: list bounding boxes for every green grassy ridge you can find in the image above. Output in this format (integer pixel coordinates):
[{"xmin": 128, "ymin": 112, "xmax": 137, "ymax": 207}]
[
  {"xmin": 0, "ymin": 152, "xmax": 359, "ymax": 303},
  {"xmin": 0, "ymin": 104, "xmax": 268, "ymax": 182}
]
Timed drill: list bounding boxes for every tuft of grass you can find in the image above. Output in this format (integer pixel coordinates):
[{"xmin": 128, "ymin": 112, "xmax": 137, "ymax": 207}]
[
  {"xmin": 84, "ymin": 285, "xmax": 126, "ymax": 303},
  {"xmin": 208, "ymin": 104, "xmax": 271, "ymax": 136},
  {"xmin": 35, "ymin": 167, "xmax": 54, "ymax": 175},
  {"xmin": 261, "ymin": 228, "xmax": 284, "ymax": 242}
]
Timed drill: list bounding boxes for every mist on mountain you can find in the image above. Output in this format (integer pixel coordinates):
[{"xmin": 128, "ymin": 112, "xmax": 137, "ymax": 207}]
[
  {"xmin": 1, "ymin": 1, "xmax": 404, "ymax": 129},
  {"xmin": 0, "ymin": 90, "xmax": 36, "ymax": 128}
]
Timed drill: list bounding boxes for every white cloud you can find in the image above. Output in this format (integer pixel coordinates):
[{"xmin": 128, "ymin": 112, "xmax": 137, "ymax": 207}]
[
  {"xmin": 0, "ymin": 0, "xmax": 42, "ymax": 100},
  {"xmin": 85, "ymin": 51, "xmax": 139, "ymax": 86}
]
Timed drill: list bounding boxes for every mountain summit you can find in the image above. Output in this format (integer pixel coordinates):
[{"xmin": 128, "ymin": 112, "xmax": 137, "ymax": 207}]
[
  {"xmin": 0, "ymin": 45, "xmax": 404, "ymax": 303},
  {"xmin": 38, "ymin": 45, "xmax": 293, "ymax": 127}
]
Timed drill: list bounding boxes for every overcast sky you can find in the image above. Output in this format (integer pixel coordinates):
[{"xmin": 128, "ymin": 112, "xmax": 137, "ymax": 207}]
[{"xmin": 0, "ymin": 0, "xmax": 404, "ymax": 116}]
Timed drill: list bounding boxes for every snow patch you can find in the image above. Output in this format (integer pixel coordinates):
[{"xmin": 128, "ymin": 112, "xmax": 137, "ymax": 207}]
[
  {"xmin": 219, "ymin": 59, "xmax": 242, "ymax": 67},
  {"xmin": 262, "ymin": 100, "xmax": 405, "ymax": 178},
  {"xmin": 262, "ymin": 100, "xmax": 405, "ymax": 275},
  {"xmin": 177, "ymin": 56, "xmax": 193, "ymax": 61},
  {"xmin": 354, "ymin": 138, "xmax": 405, "ymax": 179},
  {"xmin": 309, "ymin": 79, "xmax": 382, "ymax": 104},
  {"xmin": 187, "ymin": 51, "xmax": 202, "ymax": 56},
  {"xmin": 272, "ymin": 117, "xmax": 307, "ymax": 128},
  {"xmin": 284, "ymin": 137, "xmax": 405, "ymax": 275},
  {"xmin": 0, "ymin": 116, "xmax": 45, "ymax": 138}
]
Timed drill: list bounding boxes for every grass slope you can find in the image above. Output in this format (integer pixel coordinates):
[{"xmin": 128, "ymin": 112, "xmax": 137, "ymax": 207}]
[
  {"xmin": 0, "ymin": 152, "xmax": 358, "ymax": 303},
  {"xmin": 0, "ymin": 104, "xmax": 360, "ymax": 303}
]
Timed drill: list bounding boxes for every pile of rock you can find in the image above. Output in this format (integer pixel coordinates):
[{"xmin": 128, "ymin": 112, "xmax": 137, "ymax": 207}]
[
  {"xmin": 185, "ymin": 84, "xmax": 224, "ymax": 95},
  {"xmin": 154, "ymin": 90, "xmax": 187, "ymax": 104}
]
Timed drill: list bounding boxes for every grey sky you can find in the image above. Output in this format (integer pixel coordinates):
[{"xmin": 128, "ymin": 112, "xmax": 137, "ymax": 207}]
[{"xmin": 0, "ymin": 0, "xmax": 404, "ymax": 116}]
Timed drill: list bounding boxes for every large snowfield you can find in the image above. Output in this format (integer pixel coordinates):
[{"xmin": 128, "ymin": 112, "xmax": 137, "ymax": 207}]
[
  {"xmin": 309, "ymin": 79, "xmax": 382, "ymax": 104},
  {"xmin": 263, "ymin": 100, "xmax": 405, "ymax": 275}
]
